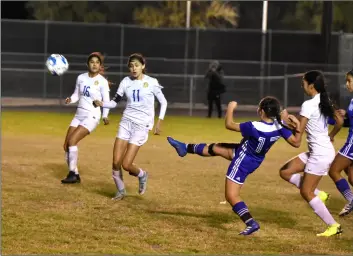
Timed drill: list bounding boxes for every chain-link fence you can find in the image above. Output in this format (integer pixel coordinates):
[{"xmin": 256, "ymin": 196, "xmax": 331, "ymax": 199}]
[
  {"xmin": 2, "ymin": 19, "xmax": 352, "ymax": 77},
  {"xmin": 1, "ymin": 68, "xmax": 287, "ymax": 104},
  {"xmin": 2, "ymin": 19, "xmax": 353, "ymax": 114},
  {"xmin": 2, "ymin": 67, "xmax": 350, "ymax": 115}
]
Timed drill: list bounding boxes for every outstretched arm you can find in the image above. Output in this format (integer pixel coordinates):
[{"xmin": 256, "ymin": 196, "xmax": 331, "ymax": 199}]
[
  {"xmin": 94, "ymin": 94, "xmax": 122, "ymax": 109},
  {"xmin": 225, "ymin": 101, "xmax": 241, "ymax": 132},
  {"xmin": 94, "ymin": 80, "xmax": 125, "ymax": 108},
  {"xmin": 103, "ymin": 95, "xmax": 120, "ymax": 109}
]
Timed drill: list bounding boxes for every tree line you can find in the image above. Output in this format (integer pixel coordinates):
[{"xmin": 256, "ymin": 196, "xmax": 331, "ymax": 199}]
[{"xmin": 26, "ymin": 1, "xmax": 353, "ymax": 32}]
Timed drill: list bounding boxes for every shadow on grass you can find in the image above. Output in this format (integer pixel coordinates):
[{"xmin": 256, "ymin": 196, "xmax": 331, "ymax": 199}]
[
  {"xmin": 44, "ymin": 163, "xmax": 147, "ymax": 203},
  {"xmin": 144, "ymin": 205, "xmax": 298, "ymax": 231},
  {"xmin": 251, "ymin": 207, "xmax": 297, "ymax": 228},
  {"xmin": 88, "ymin": 181, "xmax": 145, "ymax": 203},
  {"xmin": 44, "ymin": 163, "xmax": 68, "ymax": 181}
]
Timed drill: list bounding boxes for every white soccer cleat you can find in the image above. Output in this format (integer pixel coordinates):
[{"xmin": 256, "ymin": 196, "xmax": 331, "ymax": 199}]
[
  {"xmin": 339, "ymin": 200, "xmax": 353, "ymax": 217},
  {"xmin": 112, "ymin": 189, "xmax": 126, "ymax": 201}
]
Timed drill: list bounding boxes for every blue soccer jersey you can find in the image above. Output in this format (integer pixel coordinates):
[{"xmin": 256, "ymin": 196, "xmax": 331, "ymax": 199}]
[{"xmin": 226, "ymin": 120, "xmax": 293, "ymax": 184}]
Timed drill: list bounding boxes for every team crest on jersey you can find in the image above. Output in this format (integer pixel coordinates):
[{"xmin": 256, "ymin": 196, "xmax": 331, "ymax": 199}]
[
  {"xmin": 143, "ymin": 82, "xmax": 149, "ymax": 88},
  {"xmin": 94, "ymin": 81, "xmax": 99, "ymax": 86}
]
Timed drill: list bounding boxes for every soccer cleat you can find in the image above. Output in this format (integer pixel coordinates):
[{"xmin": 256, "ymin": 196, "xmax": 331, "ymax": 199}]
[
  {"xmin": 338, "ymin": 200, "xmax": 353, "ymax": 217},
  {"xmin": 112, "ymin": 189, "xmax": 126, "ymax": 201},
  {"xmin": 61, "ymin": 171, "xmax": 81, "ymax": 184},
  {"xmin": 318, "ymin": 191, "xmax": 330, "ymax": 204},
  {"xmin": 239, "ymin": 221, "xmax": 260, "ymax": 236},
  {"xmin": 138, "ymin": 171, "xmax": 148, "ymax": 195},
  {"xmin": 167, "ymin": 136, "xmax": 187, "ymax": 157},
  {"xmin": 316, "ymin": 223, "xmax": 342, "ymax": 237}
]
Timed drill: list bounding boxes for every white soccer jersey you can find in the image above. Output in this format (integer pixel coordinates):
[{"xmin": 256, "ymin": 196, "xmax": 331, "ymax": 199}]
[
  {"xmin": 114, "ymin": 75, "xmax": 167, "ymax": 129},
  {"xmin": 70, "ymin": 72, "xmax": 110, "ymax": 119},
  {"xmin": 299, "ymin": 93, "xmax": 334, "ymax": 153}
]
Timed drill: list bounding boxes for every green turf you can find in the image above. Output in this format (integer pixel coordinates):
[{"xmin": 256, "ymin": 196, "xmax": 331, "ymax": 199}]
[{"xmin": 2, "ymin": 111, "xmax": 353, "ymax": 255}]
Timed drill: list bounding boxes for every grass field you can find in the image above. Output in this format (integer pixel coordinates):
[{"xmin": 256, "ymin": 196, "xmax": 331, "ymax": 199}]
[{"xmin": 2, "ymin": 110, "xmax": 353, "ymax": 255}]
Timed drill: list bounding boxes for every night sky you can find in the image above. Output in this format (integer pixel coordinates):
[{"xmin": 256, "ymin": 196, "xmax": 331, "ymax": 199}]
[{"xmin": 2, "ymin": 1, "xmax": 29, "ymax": 19}]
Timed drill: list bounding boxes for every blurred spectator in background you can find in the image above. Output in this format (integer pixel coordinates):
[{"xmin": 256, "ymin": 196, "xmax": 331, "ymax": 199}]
[{"xmin": 205, "ymin": 60, "xmax": 226, "ymax": 118}]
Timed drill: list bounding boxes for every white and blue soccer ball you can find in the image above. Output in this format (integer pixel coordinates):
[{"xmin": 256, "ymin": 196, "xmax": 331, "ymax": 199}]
[{"xmin": 45, "ymin": 54, "xmax": 69, "ymax": 76}]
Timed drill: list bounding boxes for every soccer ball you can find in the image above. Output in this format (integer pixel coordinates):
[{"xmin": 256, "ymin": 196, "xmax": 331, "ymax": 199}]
[{"xmin": 46, "ymin": 54, "xmax": 69, "ymax": 76}]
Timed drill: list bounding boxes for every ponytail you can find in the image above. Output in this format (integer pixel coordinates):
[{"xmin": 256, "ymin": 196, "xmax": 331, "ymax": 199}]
[
  {"xmin": 304, "ymin": 70, "xmax": 335, "ymax": 119},
  {"xmin": 313, "ymin": 78, "xmax": 335, "ymax": 119},
  {"xmin": 98, "ymin": 65, "xmax": 115, "ymax": 88},
  {"xmin": 319, "ymin": 91, "xmax": 335, "ymax": 119}
]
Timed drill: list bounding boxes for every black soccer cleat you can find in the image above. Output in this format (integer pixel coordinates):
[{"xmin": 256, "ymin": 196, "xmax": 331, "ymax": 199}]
[{"xmin": 61, "ymin": 171, "xmax": 81, "ymax": 184}]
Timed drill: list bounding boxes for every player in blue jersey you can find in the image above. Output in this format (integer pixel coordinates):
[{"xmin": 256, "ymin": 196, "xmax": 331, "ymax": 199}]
[
  {"xmin": 279, "ymin": 70, "xmax": 343, "ymax": 237},
  {"xmin": 327, "ymin": 69, "xmax": 353, "ymax": 217},
  {"xmin": 167, "ymin": 96, "xmax": 302, "ymax": 236}
]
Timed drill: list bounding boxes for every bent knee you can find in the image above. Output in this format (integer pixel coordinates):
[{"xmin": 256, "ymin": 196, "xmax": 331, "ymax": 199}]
[
  {"xmin": 300, "ymin": 188, "xmax": 313, "ymax": 201},
  {"xmin": 225, "ymin": 191, "xmax": 241, "ymax": 205},
  {"xmin": 279, "ymin": 168, "xmax": 291, "ymax": 181},
  {"xmin": 122, "ymin": 161, "xmax": 133, "ymax": 172},
  {"xmin": 329, "ymin": 166, "xmax": 345, "ymax": 181}
]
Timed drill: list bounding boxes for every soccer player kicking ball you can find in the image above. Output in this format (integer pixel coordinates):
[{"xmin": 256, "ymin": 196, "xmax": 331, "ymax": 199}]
[{"xmin": 168, "ymin": 96, "xmax": 302, "ymax": 235}]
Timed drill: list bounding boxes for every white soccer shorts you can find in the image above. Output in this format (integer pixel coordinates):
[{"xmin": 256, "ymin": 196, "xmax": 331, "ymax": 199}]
[
  {"xmin": 298, "ymin": 150, "xmax": 335, "ymax": 176},
  {"xmin": 117, "ymin": 118, "xmax": 149, "ymax": 146},
  {"xmin": 70, "ymin": 114, "xmax": 99, "ymax": 133}
]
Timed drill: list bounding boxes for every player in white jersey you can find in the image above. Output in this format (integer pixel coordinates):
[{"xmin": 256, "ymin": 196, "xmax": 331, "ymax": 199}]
[
  {"xmin": 279, "ymin": 70, "xmax": 344, "ymax": 237},
  {"xmin": 61, "ymin": 52, "xmax": 111, "ymax": 184},
  {"xmin": 94, "ymin": 53, "xmax": 167, "ymax": 200}
]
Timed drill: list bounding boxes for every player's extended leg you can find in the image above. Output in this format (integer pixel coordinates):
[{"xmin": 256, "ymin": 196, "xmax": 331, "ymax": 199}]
[
  {"xmin": 122, "ymin": 143, "xmax": 148, "ymax": 195},
  {"xmin": 279, "ymin": 153, "xmax": 329, "ymax": 204},
  {"xmin": 111, "ymin": 138, "xmax": 129, "ymax": 200},
  {"xmin": 61, "ymin": 125, "xmax": 90, "ymax": 184},
  {"xmin": 167, "ymin": 137, "xmax": 237, "ymax": 161},
  {"xmin": 225, "ymin": 158, "xmax": 260, "ymax": 236},
  {"xmin": 328, "ymin": 154, "xmax": 353, "ymax": 216},
  {"xmin": 300, "ymin": 173, "xmax": 342, "ymax": 237}
]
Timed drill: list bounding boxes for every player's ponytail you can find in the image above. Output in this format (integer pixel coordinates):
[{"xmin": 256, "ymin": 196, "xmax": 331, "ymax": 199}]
[
  {"xmin": 304, "ymin": 70, "xmax": 335, "ymax": 119},
  {"xmin": 98, "ymin": 65, "xmax": 115, "ymax": 88}
]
